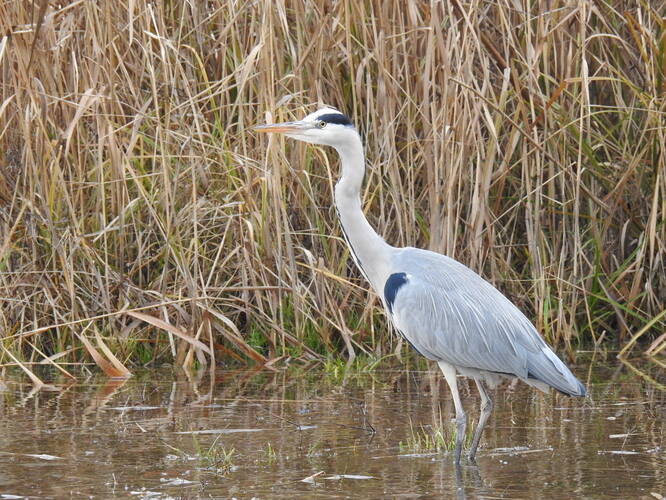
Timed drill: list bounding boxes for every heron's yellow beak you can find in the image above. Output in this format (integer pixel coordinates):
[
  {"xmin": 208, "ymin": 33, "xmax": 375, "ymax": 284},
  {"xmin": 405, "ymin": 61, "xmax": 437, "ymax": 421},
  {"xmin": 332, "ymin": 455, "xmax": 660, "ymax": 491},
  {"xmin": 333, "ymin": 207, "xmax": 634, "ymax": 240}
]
[{"xmin": 253, "ymin": 121, "xmax": 311, "ymax": 134}]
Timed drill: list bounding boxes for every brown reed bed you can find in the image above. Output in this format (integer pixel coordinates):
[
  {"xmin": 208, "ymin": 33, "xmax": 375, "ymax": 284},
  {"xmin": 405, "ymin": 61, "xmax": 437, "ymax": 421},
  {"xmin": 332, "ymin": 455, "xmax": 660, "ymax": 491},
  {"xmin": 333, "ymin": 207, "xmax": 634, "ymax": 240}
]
[{"xmin": 0, "ymin": 1, "xmax": 664, "ymax": 379}]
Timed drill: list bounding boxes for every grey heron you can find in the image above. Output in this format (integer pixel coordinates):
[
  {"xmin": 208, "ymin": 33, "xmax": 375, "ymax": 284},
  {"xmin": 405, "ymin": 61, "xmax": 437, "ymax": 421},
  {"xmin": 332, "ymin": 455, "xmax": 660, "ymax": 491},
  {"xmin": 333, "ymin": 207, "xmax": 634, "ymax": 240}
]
[{"xmin": 255, "ymin": 107, "xmax": 586, "ymax": 464}]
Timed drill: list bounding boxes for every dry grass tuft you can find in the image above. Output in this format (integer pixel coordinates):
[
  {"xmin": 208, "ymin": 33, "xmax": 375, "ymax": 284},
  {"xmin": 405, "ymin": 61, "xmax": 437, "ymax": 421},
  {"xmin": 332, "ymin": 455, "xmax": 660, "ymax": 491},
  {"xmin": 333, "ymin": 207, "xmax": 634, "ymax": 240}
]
[{"xmin": 1, "ymin": 1, "xmax": 664, "ymax": 374}]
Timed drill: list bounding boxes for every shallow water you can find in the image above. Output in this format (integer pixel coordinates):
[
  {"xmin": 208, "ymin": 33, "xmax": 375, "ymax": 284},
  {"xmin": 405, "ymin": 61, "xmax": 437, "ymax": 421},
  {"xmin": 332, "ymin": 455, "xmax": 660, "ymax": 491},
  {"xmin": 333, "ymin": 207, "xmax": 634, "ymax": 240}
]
[{"xmin": 0, "ymin": 360, "xmax": 663, "ymax": 499}]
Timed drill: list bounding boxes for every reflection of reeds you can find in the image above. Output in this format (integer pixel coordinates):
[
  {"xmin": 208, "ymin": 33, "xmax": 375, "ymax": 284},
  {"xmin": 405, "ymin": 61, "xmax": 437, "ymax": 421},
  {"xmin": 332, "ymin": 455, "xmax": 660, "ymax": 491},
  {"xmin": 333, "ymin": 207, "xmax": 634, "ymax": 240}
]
[{"xmin": 0, "ymin": 1, "xmax": 664, "ymax": 375}]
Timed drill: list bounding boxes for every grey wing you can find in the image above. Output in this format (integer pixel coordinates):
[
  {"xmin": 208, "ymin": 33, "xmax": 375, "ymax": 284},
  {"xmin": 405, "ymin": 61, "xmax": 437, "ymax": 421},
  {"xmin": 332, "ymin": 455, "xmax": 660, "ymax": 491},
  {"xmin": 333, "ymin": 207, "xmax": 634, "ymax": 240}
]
[{"xmin": 386, "ymin": 248, "xmax": 585, "ymax": 396}]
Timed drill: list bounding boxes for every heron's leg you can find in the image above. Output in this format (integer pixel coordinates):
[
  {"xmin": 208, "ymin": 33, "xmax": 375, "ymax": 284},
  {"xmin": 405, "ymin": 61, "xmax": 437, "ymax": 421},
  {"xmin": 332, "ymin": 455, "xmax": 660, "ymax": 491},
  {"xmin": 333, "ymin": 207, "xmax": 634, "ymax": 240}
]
[
  {"xmin": 469, "ymin": 378, "xmax": 493, "ymax": 462},
  {"xmin": 438, "ymin": 361, "xmax": 466, "ymax": 465}
]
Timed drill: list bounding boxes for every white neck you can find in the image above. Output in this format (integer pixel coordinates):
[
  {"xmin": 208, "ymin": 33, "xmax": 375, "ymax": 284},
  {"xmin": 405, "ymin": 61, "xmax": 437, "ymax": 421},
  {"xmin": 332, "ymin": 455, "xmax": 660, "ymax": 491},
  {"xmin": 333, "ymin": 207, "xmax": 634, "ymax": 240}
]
[{"xmin": 333, "ymin": 133, "xmax": 392, "ymax": 290}]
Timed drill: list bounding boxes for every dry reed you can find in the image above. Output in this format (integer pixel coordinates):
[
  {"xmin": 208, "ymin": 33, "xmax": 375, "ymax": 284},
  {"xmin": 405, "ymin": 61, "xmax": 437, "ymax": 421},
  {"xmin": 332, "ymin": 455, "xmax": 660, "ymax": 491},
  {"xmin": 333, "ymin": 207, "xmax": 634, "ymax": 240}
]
[{"xmin": 0, "ymin": 1, "xmax": 664, "ymax": 376}]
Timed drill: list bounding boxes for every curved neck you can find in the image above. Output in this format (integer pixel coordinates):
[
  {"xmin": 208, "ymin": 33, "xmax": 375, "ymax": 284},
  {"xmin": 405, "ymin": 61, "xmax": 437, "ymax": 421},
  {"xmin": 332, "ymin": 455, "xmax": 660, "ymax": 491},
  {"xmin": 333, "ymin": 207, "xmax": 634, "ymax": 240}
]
[{"xmin": 333, "ymin": 134, "xmax": 391, "ymax": 289}]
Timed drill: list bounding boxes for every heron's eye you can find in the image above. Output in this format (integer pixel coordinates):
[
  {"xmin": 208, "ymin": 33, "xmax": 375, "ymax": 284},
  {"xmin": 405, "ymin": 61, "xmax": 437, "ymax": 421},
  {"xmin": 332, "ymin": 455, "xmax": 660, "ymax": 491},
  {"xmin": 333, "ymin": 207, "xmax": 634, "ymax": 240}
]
[{"xmin": 316, "ymin": 120, "xmax": 327, "ymax": 129}]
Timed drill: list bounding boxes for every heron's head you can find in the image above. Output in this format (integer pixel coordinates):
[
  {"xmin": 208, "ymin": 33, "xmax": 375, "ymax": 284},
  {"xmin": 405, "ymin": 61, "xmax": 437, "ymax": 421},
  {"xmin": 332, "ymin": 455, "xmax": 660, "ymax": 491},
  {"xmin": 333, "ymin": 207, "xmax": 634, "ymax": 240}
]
[{"xmin": 254, "ymin": 107, "xmax": 356, "ymax": 148}]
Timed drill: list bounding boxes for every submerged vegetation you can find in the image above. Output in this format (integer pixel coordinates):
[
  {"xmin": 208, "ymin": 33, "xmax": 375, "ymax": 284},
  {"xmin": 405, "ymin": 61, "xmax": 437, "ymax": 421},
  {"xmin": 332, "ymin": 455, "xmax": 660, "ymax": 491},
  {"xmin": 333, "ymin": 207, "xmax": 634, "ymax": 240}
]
[{"xmin": 0, "ymin": 1, "xmax": 664, "ymax": 378}]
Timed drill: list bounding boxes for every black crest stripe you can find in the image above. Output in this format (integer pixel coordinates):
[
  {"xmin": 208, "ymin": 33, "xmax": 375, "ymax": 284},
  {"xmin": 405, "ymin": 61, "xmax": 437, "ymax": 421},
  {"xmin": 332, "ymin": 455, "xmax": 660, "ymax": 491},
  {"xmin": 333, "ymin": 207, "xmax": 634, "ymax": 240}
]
[{"xmin": 318, "ymin": 113, "xmax": 352, "ymax": 126}]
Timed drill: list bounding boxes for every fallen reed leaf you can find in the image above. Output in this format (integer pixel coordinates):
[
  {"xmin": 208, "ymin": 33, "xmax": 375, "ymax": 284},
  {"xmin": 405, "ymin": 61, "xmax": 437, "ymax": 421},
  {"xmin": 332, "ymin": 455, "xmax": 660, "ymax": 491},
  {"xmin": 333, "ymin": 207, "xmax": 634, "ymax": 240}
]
[
  {"xmin": 77, "ymin": 333, "xmax": 131, "ymax": 379},
  {"xmin": 127, "ymin": 311, "xmax": 212, "ymax": 356},
  {"xmin": 0, "ymin": 345, "xmax": 44, "ymax": 387}
]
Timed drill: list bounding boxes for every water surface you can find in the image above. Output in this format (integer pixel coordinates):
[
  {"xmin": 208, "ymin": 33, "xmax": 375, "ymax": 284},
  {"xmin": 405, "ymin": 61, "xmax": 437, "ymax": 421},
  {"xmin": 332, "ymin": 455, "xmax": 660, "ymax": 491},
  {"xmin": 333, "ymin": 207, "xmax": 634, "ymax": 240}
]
[{"xmin": 0, "ymin": 360, "xmax": 663, "ymax": 499}]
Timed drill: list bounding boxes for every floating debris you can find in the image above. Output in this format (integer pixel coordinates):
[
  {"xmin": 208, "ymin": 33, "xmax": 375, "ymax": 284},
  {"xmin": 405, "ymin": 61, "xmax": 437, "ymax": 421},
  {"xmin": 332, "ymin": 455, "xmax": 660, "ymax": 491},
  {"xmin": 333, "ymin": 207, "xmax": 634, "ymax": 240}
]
[
  {"xmin": 323, "ymin": 474, "xmax": 375, "ymax": 480},
  {"xmin": 487, "ymin": 447, "xmax": 552, "ymax": 456},
  {"xmin": 489, "ymin": 446, "xmax": 531, "ymax": 453},
  {"xmin": 301, "ymin": 471, "xmax": 325, "ymax": 483},
  {"xmin": 397, "ymin": 452, "xmax": 439, "ymax": 458},
  {"xmin": 106, "ymin": 406, "xmax": 163, "ymax": 411},
  {"xmin": 24, "ymin": 454, "xmax": 64, "ymax": 461},
  {"xmin": 129, "ymin": 489, "xmax": 162, "ymax": 497},
  {"xmin": 159, "ymin": 478, "xmax": 196, "ymax": 486},
  {"xmin": 597, "ymin": 450, "xmax": 640, "ymax": 455},
  {"xmin": 175, "ymin": 428, "xmax": 266, "ymax": 435}
]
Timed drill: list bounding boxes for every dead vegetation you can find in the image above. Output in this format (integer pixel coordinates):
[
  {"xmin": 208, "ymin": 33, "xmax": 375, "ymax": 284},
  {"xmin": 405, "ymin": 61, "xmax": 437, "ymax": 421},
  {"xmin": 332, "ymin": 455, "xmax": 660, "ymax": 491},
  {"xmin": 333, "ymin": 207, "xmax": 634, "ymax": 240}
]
[{"xmin": 0, "ymin": 1, "xmax": 664, "ymax": 378}]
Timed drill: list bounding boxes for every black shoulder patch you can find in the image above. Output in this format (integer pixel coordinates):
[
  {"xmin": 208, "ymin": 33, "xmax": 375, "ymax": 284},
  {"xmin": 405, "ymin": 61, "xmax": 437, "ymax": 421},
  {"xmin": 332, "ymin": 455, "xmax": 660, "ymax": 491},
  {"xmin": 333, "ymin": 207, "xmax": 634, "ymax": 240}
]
[
  {"xmin": 384, "ymin": 272, "xmax": 408, "ymax": 314},
  {"xmin": 318, "ymin": 113, "xmax": 353, "ymax": 126}
]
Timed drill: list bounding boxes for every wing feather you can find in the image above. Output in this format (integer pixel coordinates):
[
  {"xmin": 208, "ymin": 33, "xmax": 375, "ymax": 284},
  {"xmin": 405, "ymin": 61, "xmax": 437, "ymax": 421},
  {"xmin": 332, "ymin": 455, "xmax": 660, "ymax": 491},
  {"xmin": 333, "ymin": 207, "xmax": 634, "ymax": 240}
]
[{"xmin": 386, "ymin": 248, "xmax": 585, "ymax": 396}]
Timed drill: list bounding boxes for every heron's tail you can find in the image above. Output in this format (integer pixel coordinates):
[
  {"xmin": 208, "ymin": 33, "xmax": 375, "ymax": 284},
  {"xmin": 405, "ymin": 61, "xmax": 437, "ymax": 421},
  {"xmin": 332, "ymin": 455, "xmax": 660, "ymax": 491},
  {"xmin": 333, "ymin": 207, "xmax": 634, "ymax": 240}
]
[{"xmin": 526, "ymin": 347, "xmax": 586, "ymax": 397}]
